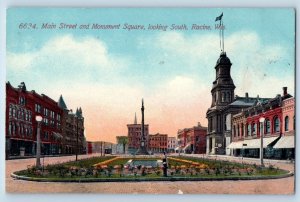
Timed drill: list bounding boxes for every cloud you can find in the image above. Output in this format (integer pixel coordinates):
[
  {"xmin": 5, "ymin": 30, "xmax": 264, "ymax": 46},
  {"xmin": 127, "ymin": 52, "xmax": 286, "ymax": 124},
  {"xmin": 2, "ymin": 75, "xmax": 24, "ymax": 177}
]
[
  {"xmin": 141, "ymin": 30, "xmax": 294, "ymax": 98},
  {"xmin": 7, "ymin": 35, "xmax": 129, "ymax": 84}
]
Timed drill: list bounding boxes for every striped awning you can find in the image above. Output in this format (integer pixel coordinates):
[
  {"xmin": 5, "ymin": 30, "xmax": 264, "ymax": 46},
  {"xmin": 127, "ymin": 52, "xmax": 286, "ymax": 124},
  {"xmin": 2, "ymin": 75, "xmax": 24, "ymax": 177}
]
[
  {"xmin": 273, "ymin": 136, "xmax": 294, "ymax": 149},
  {"xmin": 227, "ymin": 141, "xmax": 244, "ymax": 149},
  {"xmin": 243, "ymin": 137, "xmax": 279, "ymax": 149}
]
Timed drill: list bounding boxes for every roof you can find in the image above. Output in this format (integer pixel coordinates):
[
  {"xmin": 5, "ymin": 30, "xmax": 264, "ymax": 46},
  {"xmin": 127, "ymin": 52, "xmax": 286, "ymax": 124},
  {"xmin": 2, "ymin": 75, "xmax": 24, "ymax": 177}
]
[{"xmin": 58, "ymin": 95, "xmax": 68, "ymax": 109}]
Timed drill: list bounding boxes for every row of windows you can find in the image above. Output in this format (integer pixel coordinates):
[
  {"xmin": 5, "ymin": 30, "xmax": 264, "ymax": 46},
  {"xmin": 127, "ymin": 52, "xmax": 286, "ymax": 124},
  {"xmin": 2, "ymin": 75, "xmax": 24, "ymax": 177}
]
[
  {"xmin": 8, "ymin": 122, "xmax": 33, "ymax": 137},
  {"xmin": 9, "ymin": 104, "xmax": 32, "ymax": 122},
  {"xmin": 35, "ymin": 104, "xmax": 61, "ymax": 121},
  {"xmin": 221, "ymin": 92, "xmax": 231, "ymax": 102},
  {"xmin": 233, "ymin": 115, "xmax": 294, "ymax": 138},
  {"xmin": 128, "ymin": 128, "xmax": 148, "ymax": 132}
]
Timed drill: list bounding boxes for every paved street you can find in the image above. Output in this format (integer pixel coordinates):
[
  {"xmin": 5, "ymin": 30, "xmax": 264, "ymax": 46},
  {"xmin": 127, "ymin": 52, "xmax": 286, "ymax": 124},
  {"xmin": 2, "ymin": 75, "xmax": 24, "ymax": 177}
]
[{"xmin": 6, "ymin": 154, "xmax": 294, "ymax": 194}]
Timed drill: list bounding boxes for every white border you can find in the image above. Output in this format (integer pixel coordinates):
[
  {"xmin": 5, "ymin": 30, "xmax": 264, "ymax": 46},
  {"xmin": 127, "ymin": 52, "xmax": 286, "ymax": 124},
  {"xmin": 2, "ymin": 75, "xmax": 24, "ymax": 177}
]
[{"xmin": 0, "ymin": 1, "xmax": 298, "ymax": 202}]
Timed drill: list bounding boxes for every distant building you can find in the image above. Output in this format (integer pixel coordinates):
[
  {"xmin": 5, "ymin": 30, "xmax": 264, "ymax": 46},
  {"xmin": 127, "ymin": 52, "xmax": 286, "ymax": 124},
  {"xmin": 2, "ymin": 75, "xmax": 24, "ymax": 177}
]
[
  {"xmin": 6, "ymin": 82, "xmax": 63, "ymax": 157},
  {"xmin": 86, "ymin": 141, "xmax": 116, "ymax": 155},
  {"xmin": 148, "ymin": 133, "xmax": 168, "ymax": 153},
  {"xmin": 177, "ymin": 122, "xmax": 207, "ymax": 154},
  {"xmin": 167, "ymin": 137, "xmax": 177, "ymax": 153},
  {"xmin": 116, "ymin": 136, "xmax": 128, "ymax": 154},
  {"xmin": 58, "ymin": 95, "xmax": 86, "ymax": 155},
  {"xmin": 127, "ymin": 113, "xmax": 149, "ymax": 154}
]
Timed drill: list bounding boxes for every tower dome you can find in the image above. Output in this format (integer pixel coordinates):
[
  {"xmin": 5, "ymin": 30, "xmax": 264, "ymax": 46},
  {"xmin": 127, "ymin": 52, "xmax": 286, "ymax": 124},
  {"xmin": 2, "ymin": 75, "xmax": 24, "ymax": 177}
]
[{"xmin": 216, "ymin": 52, "xmax": 231, "ymax": 66}]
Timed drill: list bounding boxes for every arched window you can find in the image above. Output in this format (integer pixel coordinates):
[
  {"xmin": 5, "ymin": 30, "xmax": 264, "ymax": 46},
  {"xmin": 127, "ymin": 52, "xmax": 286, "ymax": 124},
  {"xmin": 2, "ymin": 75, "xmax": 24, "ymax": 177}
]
[
  {"xmin": 252, "ymin": 122, "xmax": 256, "ymax": 135},
  {"xmin": 247, "ymin": 124, "xmax": 251, "ymax": 136},
  {"xmin": 222, "ymin": 92, "xmax": 225, "ymax": 102},
  {"xmin": 265, "ymin": 119, "xmax": 271, "ymax": 134},
  {"xmin": 233, "ymin": 125, "xmax": 236, "ymax": 137},
  {"xmin": 274, "ymin": 116, "xmax": 280, "ymax": 133},
  {"xmin": 241, "ymin": 123, "xmax": 244, "ymax": 137},
  {"xmin": 285, "ymin": 116, "xmax": 289, "ymax": 131},
  {"xmin": 227, "ymin": 92, "xmax": 231, "ymax": 102}
]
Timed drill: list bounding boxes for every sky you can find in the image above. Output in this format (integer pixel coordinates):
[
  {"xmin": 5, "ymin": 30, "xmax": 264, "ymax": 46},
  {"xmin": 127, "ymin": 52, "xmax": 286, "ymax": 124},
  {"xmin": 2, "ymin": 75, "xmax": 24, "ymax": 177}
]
[{"xmin": 6, "ymin": 8, "xmax": 295, "ymax": 143}]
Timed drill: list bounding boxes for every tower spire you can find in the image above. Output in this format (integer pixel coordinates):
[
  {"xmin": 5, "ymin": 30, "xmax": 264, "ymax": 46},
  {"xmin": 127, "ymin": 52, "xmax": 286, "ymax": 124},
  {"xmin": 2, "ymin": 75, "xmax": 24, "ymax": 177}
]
[{"xmin": 134, "ymin": 112, "xmax": 137, "ymax": 124}]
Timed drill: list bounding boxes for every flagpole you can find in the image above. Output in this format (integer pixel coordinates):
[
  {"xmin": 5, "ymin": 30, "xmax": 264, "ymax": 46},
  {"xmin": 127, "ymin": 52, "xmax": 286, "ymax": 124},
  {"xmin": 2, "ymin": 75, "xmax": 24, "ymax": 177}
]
[
  {"xmin": 219, "ymin": 20, "xmax": 222, "ymax": 51},
  {"xmin": 222, "ymin": 19, "xmax": 224, "ymax": 52}
]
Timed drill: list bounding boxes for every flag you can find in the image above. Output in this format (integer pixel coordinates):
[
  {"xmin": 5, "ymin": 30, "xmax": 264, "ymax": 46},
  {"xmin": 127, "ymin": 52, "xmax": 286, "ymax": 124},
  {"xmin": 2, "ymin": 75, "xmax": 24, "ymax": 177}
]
[{"xmin": 215, "ymin": 13, "xmax": 223, "ymax": 21}]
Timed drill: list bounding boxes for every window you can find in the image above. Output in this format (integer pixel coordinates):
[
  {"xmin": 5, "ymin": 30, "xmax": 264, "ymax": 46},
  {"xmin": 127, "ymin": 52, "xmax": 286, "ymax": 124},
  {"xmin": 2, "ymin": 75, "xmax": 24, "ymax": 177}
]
[
  {"xmin": 227, "ymin": 92, "xmax": 230, "ymax": 102},
  {"xmin": 241, "ymin": 123, "xmax": 244, "ymax": 137},
  {"xmin": 12, "ymin": 108, "xmax": 16, "ymax": 117},
  {"xmin": 274, "ymin": 117, "xmax": 280, "ymax": 133},
  {"xmin": 237, "ymin": 124, "xmax": 240, "ymax": 137},
  {"xmin": 8, "ymin": 122, "xmax": 12, "ymax": 136},
  {"xmin": 9, "ymin": 104, "xmax": 12, "ymax": 117},
  {"xmin": 233, "ymin": 125, "xmax": 236, "ymax": 137},
  {"xmin": 19, "ymin": 96, "xmax": 25, "ymax": 105},
  {"xmin": 35, "ymin": 104, "xmax": 41, "ymax": 113},
  {"xmin": 285, "ymin": 116, "xmax": 289, "ymax": 131},
  {"xmin": 247, "ymin": 124, "xmax": 251, "ymax": 136},
  {"xmin": 222, "ymin": 92, "xmax": 225, "ymax": 102},
  {"xmin": 12, "ymin": 123, "xmax": 16, "ymax": 136},
  {"xmin": 252, "ymin": 122, "xmax": 256, "ymax": 135},
  {"xmin": 265, "ymin": 119, "xmax": 271, "ymax": 134},
  {"xmin": 44, "ymin": 131, "xmax": 49, "ymax": 140}
]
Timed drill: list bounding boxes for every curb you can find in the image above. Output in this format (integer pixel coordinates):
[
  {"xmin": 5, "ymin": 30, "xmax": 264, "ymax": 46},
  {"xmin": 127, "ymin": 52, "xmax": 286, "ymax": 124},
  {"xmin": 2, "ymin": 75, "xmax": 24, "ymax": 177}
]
[{"xmin": 10, "ymin": 171, "xmax": 294, "ymax": 183}]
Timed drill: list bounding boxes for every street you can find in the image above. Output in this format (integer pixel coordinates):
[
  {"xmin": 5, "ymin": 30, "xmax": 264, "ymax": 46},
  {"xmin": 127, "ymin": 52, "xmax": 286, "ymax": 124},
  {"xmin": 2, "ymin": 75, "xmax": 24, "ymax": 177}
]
[{"xmin": 6, "ymin": 154, "xmax": 294, "ymax": 194}]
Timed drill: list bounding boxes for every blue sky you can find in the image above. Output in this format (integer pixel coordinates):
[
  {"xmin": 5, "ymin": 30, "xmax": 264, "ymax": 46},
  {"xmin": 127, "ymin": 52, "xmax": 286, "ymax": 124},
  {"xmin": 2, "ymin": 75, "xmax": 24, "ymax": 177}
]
[{"xmin": 6, "ymin": 8, "xmax": 295, "ymax": 142}]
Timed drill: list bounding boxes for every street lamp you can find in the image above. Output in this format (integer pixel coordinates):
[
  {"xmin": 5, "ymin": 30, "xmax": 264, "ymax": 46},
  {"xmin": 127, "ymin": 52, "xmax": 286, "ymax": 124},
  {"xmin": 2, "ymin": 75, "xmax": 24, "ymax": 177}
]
[
  {"xmin": 75, "ymin": 115, "xmax": 80, "ymax": 161},
  {"xmin": 35, "ymin": 115, "xmax": 43, "ymax": 167},
  {"xmin": 259, "ymin": 117, "xmax": 265, "ymax": 166}
]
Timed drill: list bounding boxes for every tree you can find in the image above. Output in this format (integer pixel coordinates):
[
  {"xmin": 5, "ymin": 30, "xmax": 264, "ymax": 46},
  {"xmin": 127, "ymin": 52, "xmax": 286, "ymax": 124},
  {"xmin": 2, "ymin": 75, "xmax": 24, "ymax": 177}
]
[{"xmin": 117, "ymin": 136, "xmax": 128, "ymax": 154}]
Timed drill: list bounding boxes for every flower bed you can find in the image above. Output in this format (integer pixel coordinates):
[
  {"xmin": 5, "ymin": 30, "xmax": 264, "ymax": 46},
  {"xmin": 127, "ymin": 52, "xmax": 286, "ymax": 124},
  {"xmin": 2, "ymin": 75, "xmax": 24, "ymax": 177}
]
[{"xmin": 12, "ymin": 156, "xmax": 291, "ymax": 182}]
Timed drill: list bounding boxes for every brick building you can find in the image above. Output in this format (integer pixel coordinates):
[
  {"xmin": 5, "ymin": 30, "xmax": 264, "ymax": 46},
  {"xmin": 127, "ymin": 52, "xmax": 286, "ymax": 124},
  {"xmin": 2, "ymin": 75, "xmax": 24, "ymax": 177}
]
[
  {"xmin": 148, "ymin": 133, "xmax": 168, "ymax": 153},
  {"xmin": 177, "ymin": 122, "xmax": 207, "ymax": 154},
  {"xmin": 127, "ymin": 113, "xmax": 149, "ymax": 154},
  {"xmin": 229, "ymin": 87, "xmax": 295, "ymax": 159},
  {"xmin": 58, "ymin": 95, "xmax": 86, "ymax": 155},
  {"xmin": 6, "ymin": 82, "xmax": 63, "ymax": 157}
]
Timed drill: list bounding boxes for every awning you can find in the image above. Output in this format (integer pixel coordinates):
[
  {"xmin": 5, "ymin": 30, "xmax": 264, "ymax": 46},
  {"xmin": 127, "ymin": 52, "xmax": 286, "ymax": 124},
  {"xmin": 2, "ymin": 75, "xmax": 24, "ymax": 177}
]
[
  {"xmin": 227, "ymin": 141, "xmax": 244, "ymax": 149},
  {"xmin": 183, "ymin": 143, "xmax": 191, "ymax": 151},
  {"xmin": 52, "ymin": 132, "xmax": 63, "ymax": 139},
  {"xmin": 273, "ymin": 136, "xmax": 294, "ymax": 149},
  {"xmin": 174, "ymin": 146, "xmax": 182, "ymax": 151},
  {"xmin": 243, "ymin": 137, "xmax": 279, "ymax": 149}
]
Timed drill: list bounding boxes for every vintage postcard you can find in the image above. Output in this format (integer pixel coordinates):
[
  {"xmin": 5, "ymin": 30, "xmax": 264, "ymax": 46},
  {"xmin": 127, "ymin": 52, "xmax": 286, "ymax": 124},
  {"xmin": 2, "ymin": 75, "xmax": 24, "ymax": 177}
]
[{"xmin": 5, "ymin": 8, "xmax": 295, "ymax": 194}]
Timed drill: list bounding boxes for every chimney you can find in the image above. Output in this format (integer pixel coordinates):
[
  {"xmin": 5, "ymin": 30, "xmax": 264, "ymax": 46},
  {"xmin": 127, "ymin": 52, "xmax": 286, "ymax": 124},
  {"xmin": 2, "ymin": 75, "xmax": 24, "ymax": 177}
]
[
  {"xmin": 197, "ymin": 122, "xmax": 201, "ymax": 127},
  {"xmin": 283, "ymin": 87, "xmax": 287, "ymax": 96},
  {"xmin": 245, "ymin": 92, "xmax": 249, "ymax": 102}
]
